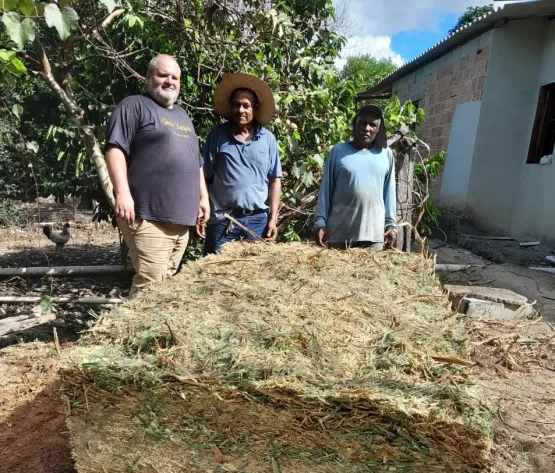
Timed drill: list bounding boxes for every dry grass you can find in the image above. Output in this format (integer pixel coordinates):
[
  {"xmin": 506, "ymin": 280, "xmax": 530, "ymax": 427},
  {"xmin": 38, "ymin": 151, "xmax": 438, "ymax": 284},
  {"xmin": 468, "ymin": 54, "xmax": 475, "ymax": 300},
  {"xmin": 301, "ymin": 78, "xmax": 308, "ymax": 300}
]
[{"xmin": 62, "ymin": 242, "xmax": 492, "ymax": 472}]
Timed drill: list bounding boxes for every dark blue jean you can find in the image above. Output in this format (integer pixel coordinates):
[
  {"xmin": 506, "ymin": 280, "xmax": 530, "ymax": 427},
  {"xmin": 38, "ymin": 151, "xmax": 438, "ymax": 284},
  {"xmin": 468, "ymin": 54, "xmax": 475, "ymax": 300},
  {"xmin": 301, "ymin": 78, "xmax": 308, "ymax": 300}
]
[{"xmin": 204, "ymin": 212, "xmax": 268, "ymax": 255}]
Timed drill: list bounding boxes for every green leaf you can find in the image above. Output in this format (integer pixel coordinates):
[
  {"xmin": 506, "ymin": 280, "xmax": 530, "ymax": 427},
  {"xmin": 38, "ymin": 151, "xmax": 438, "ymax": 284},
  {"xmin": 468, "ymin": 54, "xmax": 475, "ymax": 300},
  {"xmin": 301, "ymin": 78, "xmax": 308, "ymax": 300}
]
[
  {"xmin": 310, "ymin": 153, "xmax": 324, "ymax": 168},
  {"xmin": 44, "ymin": 4, "xmax": 78, "ymax": 41},
  {"xmin": 17, "ymin": 0, "xmax": 34, "ymax": 16},
  {"xmin": 0, "ymin": 49, "xmax": 16, "ymax": 61},
  {"xmin": 1, "ymin": 0, "xmax": 19, "ymax": 11},
  {"xmin": 40, "ymin": 295, "xmax": 53, "ymax": 313},
  {"xmin": 35, "ymin": 2, "xmax": 47, "ymax": 15},
  {"xmin": 1, "ymin": 72, "xmax": 15, "ymax": 85},
  {"xmin": 128, "ymin": 13, "xmax": 136, "ymax": 27},
  {"xmin": 26, "ymin": 141, "xmax": 39, "ymax": 153},
  {"xmin": 99, "ymin": 0, "xmax": 117, "ymax": 13},
  {"xmin": 1, "ymin": 12, "xmax": 35, "ymax": 49},
  {"xmin": 10, "ymin": 56, "xmax": 26, "ymax": 73},
  {"xmin": 11, "ymin": 103, "xmax": 22, "ymax": 118}
]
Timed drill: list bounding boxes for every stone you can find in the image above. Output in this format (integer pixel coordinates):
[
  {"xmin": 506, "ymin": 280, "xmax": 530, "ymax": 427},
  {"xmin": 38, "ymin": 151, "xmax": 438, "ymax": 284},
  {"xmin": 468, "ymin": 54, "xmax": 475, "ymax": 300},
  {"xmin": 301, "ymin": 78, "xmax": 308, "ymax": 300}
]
[{"xmin": 444, "ymin": 285, "xmax": 535, "ymax": 319}]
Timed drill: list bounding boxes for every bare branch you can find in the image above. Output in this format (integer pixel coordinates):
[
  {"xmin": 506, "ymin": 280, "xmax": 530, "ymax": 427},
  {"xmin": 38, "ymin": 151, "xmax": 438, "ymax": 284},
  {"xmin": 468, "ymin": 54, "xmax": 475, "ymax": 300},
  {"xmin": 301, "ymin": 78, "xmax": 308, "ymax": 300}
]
[
  {"xmin": 66, "ymin": 8, "xmax": 125, "ymax": 49},
  {"xmin": 34, "ymin": 40, "xmax": 82, "ymax": 118},
  {"xmin": 101, "ymin": 8, "xmax": 126, "ymax": 29}
]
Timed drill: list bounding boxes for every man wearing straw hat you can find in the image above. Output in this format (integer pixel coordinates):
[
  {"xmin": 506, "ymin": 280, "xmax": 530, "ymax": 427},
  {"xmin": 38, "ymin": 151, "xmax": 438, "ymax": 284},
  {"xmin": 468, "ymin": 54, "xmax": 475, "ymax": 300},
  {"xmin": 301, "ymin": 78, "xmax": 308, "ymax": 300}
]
[
  {"xmin": 200, "ymin": 73, "xmax": 282, "ymax": 254},
  {"xmin": 314, "ymin": 105, "xmax": 397, "ymax": 250}
]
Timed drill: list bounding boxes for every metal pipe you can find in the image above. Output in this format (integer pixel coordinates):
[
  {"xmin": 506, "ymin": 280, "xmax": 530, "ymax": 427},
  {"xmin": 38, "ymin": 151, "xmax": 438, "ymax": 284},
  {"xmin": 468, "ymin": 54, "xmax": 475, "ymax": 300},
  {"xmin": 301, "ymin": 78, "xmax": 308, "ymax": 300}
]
[{"xmin": 0, "ymin": 265, "xmax": 132, "ymax": 277}]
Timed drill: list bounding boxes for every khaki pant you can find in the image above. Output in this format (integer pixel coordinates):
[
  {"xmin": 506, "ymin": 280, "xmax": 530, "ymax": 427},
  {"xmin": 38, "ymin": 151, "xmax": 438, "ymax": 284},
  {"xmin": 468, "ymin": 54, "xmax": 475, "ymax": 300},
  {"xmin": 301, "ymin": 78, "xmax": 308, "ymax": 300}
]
[{"xmin": 118, "ymin": 218, "xmax": 189, "ymax": 296}]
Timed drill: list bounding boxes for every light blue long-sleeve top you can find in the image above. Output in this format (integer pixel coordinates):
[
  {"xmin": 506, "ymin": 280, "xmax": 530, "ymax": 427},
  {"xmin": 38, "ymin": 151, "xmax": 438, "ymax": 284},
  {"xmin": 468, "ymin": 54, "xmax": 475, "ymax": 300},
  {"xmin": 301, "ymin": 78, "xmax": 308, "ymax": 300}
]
[{"xmin": 314, "ymin": 142, "xmax": 397, "ymax": 244}]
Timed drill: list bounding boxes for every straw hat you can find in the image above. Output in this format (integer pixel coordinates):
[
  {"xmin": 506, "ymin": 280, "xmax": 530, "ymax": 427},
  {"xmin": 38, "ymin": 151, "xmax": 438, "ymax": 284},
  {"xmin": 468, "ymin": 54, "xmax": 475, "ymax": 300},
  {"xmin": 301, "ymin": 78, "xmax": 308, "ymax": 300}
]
[{"xmin": 213, "ymin": 73, "xmax": 275, "ymax": 125}]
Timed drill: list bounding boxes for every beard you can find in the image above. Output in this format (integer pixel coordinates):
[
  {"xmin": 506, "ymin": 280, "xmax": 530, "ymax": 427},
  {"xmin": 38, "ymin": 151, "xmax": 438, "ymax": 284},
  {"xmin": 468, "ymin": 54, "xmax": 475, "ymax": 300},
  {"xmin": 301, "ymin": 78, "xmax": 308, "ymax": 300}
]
[{"xmin": 148, "ymin": 85, "xmax": 179, "ymax": 107}]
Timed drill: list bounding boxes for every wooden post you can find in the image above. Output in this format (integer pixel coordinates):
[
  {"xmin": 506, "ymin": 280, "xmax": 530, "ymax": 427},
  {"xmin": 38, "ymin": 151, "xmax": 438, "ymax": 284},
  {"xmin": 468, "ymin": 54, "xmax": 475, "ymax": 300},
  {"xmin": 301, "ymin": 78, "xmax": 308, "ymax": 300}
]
[
  {"xmin": 394, "ymin": 146, "xmax": 416, "ymax": 252},
  {"xmin": 388, "ymin": 127, "xmax": 418, "ymax": 253}
]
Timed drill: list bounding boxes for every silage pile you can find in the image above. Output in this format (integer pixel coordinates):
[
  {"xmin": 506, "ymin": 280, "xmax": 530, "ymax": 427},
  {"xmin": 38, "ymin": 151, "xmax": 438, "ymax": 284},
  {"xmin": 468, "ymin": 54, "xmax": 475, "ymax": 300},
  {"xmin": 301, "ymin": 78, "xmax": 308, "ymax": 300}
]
[{"xmin": 62, "ymin": 242, "xmax": 492, "ymax": 472}]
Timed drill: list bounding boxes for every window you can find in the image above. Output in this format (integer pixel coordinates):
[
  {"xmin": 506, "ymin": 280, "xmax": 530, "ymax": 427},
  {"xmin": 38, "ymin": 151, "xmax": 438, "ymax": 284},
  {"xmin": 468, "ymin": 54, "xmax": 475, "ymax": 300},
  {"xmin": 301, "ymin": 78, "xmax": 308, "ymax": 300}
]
[{"xmin": 527, "ymin": 82, "xmax": 555, "ymax": 163}]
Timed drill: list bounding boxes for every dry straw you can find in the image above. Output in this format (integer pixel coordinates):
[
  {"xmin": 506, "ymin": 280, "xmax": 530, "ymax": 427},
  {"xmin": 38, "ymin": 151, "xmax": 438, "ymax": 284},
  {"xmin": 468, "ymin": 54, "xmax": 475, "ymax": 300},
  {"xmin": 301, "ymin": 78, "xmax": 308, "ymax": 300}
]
[{"xmin": 62, "ymin": 242, "xmax": 492, "ymax": 472}]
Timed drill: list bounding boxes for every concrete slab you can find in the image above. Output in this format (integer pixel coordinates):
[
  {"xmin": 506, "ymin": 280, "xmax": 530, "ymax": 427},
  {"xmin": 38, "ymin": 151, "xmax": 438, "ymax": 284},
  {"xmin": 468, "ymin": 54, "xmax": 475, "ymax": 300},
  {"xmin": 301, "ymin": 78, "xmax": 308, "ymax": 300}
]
[
  {"xmin": 444, "ymin": 285, "xmax": 529, "ymax": 305},
  {"xmin": 444, "ymin": 285, "xmax": 535, "ymax": 319},
  {"xmin": 459, "ymin": 297, "xmax": 533, "ymax": 320}
]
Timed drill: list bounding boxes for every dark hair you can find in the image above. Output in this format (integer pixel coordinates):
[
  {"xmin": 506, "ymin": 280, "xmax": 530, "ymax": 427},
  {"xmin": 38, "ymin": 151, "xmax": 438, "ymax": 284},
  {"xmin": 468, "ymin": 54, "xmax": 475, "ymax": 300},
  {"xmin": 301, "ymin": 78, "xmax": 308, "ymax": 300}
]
[
  {"xmin": 230, "ymin": 88, "xmax": 259, "ymax": 105},
  {"xmin": 353, "ymin": 105, "xmax": 383, "ymax": 123},
  {"xmin": 351, "ymin": 104, "xmax": 388, "ymax": 149},
  {"xmin": 352, "ymin": 106, "xmax": 382, "ymax": 132}
]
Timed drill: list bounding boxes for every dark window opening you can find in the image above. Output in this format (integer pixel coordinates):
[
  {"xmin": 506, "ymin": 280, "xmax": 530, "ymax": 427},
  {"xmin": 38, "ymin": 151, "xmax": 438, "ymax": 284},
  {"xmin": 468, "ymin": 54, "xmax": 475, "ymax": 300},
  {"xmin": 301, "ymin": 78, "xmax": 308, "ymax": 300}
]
[{"xmin": 527, "ymin": 82, "xmax": 555, "ymax": 163}]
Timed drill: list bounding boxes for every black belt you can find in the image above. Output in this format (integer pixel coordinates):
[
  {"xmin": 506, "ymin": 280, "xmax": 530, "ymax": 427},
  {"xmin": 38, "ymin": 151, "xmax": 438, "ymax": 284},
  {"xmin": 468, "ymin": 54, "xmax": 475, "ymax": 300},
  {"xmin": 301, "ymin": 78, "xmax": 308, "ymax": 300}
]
[{"xmin": 231, "ymin": 208, "xmax": 266, "ymax": 217}]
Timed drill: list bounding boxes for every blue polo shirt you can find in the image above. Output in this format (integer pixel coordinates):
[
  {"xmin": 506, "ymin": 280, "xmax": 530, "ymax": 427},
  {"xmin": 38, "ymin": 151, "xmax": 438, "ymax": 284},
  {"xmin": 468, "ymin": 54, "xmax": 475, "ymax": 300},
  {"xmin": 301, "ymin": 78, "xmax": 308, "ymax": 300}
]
[{"xmin": 202, "ymin": 121, "xmax": 282, "ymax": 223}]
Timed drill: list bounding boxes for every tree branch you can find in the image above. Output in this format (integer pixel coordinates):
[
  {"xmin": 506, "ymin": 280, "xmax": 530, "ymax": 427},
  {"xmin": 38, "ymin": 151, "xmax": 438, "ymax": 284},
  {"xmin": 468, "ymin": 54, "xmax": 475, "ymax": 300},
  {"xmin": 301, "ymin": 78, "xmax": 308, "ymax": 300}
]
[
  {"xmin": 101, "ymin": 8, "xmax": 126, "ymax": 29},
  {"xmin": 35, "ymin": 40, "xmax": 82, "ymax": 117},
  {"xmin": 66, "ymin": 8, "xmax": 125, "ymax": 49},
  {"xmin": 32, "ymin": 37, "xmax": 116, "ymax": 209}
]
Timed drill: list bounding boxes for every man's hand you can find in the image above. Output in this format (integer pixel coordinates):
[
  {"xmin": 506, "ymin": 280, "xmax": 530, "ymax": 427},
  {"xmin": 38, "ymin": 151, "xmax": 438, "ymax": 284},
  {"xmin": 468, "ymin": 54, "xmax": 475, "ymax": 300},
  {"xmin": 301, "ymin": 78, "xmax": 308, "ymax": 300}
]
[
  {"xmin": 316, "ymin": 227, "xmax": 327, "ymax": 247},
  {"xmin": 384, "ymin": 228, "xmax": 397, "ymax": 250},
  {"xmin": 196, "ymin": 197, "xmax": 210, "ymax": 239},
  {"xmin": 266, "ymin": 217, "xmax": 278, "ymax": 241},
  {"xmin": 115, "ymin": 190, "xmax": 135, "ymax": 224}
]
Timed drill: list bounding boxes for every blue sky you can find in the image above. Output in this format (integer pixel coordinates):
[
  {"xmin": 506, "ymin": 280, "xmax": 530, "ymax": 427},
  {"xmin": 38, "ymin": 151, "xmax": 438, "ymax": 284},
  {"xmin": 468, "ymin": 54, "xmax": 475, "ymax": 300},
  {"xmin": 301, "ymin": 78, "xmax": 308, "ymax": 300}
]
[
  {"xmin": 334, "ymin": 1, "xmax": 520, "ymax": 69},
  {"xmin": 390, "ymin": 13, "xmax": 459, "ymax": 63}
]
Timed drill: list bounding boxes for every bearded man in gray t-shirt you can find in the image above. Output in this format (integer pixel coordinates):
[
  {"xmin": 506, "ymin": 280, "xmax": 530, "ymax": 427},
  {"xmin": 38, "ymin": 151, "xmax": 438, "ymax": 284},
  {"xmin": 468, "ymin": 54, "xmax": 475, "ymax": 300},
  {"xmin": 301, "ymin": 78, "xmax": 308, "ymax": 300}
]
[{"xmin": 105, "ymin": 54, "xmax": 209, "ymax": 296}]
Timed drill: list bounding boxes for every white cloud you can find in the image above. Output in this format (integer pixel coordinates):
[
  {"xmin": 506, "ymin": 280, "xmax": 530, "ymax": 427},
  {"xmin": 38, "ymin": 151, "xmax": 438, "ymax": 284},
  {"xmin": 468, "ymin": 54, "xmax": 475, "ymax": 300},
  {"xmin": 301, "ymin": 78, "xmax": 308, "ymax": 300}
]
[
  {"xmin": 334, "ymin": 1, "xmax": 516, "ymax": 67},
  {"xmin": 341, "ymin": 0, "xmax": 509, "ymax": 38},
  {"xmin": 335, "ymin": 35, "xmax": 404, "ymax": 69}
]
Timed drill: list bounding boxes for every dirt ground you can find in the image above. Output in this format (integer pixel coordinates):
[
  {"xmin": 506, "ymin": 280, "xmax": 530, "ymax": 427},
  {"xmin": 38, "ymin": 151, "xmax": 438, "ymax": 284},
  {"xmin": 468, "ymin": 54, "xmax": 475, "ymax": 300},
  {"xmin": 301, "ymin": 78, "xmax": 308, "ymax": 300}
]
[
  {"xmin": 0, "ymin": 201, "xmax": 126, "ymax": 473},
  {"xmin": 1, "ymin": 203, "xmax": 555, "ymax": 472},
  {"xmin": 0, "ymin": 343, "xmax": 74, "ymax": 473},
  {"xmin": 431, "ymin": 240, "xmax": 555, "ymax": 472},
  {"xmin": 0, "ymin": 201, "xmax": 131, "ymax": 348}
]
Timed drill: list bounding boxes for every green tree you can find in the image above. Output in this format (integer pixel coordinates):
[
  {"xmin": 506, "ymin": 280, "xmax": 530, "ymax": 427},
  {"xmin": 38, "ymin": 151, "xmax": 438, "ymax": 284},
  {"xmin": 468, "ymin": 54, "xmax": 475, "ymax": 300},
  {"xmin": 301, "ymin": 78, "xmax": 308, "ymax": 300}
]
[
  {"xmin": 0, "ymin": 0, "xmax": 444, "ymax": 243},
  {"xmin": 0, "ymin": 0, "xmax": 355, "ymax": 236},
  {"xmin": 341, "ymin": 54, "xmax": 397, "ymax": 91},
  {"xmin": 449, "ymin": 5, "xmax": 494, "ymax": 34}
]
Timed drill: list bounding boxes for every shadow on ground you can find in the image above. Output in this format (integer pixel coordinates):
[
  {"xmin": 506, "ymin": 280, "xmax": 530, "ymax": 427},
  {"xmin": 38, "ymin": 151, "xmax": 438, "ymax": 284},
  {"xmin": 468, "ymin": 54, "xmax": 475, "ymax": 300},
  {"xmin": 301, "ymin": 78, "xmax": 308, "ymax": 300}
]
[{"xmin": 0, "ymin": 379, "xmax": 75, "ymax": 473}]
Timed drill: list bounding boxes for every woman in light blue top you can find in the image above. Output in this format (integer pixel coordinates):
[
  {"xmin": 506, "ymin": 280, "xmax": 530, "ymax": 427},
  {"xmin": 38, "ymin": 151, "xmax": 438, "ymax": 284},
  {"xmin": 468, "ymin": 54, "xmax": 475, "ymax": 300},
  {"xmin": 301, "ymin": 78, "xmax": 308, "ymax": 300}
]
[{"xmin": 314, "ymin": 105, "xmax": 397, "ymax": 250}]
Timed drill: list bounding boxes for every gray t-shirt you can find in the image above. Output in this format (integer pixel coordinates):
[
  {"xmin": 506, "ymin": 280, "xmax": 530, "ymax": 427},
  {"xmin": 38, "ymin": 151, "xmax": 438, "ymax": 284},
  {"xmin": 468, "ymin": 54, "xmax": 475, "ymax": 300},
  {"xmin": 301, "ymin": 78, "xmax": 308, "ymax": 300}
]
[{"xmin": 105, "ymin": 94, "xmax": 202, "ymax": 226}]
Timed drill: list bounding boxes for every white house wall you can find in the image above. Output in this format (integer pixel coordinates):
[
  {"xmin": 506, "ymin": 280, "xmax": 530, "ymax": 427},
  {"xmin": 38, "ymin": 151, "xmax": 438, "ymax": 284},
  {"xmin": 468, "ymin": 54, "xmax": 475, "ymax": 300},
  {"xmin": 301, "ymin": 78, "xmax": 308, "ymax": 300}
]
[
  {"xmin": 465, "ymin": 17, "xmax": 550, "ymax": 238},
  {"xmin": 391, "ymin": 31, "xmax": 493, "ymax": 199},
  {"xmin": 440, "ymin": 101, "xmax": 482, "ymax": 208},
  {"xmin": 509, "ymin": 18, "xmax": 555, "ymax": 241}
]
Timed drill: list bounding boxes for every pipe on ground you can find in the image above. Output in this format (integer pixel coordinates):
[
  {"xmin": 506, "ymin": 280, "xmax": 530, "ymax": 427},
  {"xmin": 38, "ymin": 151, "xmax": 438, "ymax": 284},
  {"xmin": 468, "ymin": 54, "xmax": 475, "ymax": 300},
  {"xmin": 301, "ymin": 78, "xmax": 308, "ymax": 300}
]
[
  {"xmin": 0, "ymin": 265, "xmax": 132, "ymax": 277},
  {"xmin": 435, "ymin": 264, "xmax": 486, "ymax": 272},
  {"xmin": 0, "ymin": 296, "xmax": 124, "ymax": 305}
]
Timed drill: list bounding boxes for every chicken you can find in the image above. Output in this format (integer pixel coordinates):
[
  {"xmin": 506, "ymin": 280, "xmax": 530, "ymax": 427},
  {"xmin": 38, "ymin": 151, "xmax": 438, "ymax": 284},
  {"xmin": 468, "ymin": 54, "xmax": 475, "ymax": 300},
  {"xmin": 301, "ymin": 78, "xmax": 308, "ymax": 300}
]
[{"xmin": 42, "ymin": 223, "xmax": 71, "ymax": 257}]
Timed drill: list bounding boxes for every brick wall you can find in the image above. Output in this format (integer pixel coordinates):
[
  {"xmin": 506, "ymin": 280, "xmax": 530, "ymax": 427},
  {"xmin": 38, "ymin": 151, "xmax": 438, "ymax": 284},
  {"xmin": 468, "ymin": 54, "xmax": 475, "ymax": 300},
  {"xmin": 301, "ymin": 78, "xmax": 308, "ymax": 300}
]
[{"xmin": 392, "ymin": 44, "xmax": 491, "ymax": 155}]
